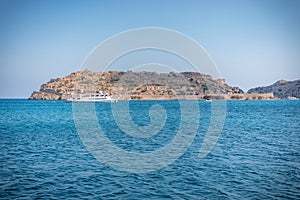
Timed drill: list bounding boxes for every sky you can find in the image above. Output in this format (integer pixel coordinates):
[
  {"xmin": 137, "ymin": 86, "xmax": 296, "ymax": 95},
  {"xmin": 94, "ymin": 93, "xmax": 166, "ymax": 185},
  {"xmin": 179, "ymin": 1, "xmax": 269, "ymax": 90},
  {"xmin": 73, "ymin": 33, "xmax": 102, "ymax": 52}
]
[{"xmin": 0, "ymin": 0, "xmax": 299, "ymax": 98}]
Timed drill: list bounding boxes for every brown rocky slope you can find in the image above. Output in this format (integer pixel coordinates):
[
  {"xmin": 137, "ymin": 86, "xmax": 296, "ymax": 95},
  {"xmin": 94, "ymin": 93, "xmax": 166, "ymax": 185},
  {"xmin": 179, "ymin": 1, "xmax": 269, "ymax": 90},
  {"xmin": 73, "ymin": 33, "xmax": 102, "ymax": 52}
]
[{"xmin": 29, "ymin": 70, "xmax": 274, "ymax": 100}]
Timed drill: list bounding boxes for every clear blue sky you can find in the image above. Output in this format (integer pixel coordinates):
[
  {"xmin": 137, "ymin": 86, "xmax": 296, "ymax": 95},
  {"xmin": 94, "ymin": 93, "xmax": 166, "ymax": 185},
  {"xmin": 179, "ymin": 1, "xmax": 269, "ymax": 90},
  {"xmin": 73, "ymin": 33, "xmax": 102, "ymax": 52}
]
[{"xmin": 0, "ymin": 0, "xmax": 299, "ymax": 98}]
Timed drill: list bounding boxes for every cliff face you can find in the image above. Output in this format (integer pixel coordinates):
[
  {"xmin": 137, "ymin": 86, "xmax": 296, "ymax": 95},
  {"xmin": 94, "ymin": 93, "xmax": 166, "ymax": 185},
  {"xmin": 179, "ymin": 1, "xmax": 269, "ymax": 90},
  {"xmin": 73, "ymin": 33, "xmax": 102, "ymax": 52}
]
[
  {"xmin": 29, "ymin": 70, "xmax": 271, "ymax": 100},
  {"xmin": 248, "ymin": 79, "xmax": 300, "ymax": 99}
]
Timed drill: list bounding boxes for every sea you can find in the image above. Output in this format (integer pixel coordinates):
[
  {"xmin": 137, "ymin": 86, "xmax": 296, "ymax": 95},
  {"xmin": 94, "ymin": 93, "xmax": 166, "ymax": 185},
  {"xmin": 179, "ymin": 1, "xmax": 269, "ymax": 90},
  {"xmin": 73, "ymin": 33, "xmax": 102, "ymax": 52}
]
[{"xmin": 0, "ymin": 99, "xmax": 299, "ymax": 199}]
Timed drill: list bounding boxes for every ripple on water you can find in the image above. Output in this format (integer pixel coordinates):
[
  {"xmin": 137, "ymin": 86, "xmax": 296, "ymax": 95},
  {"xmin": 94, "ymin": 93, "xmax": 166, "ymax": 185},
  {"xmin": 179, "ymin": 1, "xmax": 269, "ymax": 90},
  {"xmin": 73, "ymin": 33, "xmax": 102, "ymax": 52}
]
[{"xmin": 0, "ymin": 100, "xmax": 299, "ymax": 199}]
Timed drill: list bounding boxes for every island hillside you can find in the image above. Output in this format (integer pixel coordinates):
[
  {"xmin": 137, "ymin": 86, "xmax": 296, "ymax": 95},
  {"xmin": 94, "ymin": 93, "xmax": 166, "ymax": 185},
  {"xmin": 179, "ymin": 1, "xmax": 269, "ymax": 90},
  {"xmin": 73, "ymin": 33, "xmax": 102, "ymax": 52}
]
[
  {"xmin": 248, "ymin": 79, "xmax": 300, "ymax": 99},
  {"xmin": 29, "ymin": 70, "xmax": 276, "ymax": 100}
]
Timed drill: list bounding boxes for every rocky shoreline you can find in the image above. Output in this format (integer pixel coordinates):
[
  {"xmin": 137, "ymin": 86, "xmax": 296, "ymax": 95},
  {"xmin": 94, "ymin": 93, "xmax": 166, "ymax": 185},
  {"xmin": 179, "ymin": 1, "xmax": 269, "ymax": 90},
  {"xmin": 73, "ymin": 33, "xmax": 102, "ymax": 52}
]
[
  {"xmin": 248, "ymin": 79, "xmax": 300, "ymax": 99},
  {"xmin": 29, "ymin": 70, "xmax": 278, "ymax": 101}
]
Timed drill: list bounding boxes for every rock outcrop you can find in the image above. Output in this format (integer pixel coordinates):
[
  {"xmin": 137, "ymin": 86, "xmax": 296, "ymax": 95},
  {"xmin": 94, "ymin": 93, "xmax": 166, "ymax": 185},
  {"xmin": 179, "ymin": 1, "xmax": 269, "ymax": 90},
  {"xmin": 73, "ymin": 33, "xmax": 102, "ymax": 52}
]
[
  {"xmin": 29, "ymin": 70, "xmax": 274, "ymax": 100},
  {"xmin": 248, "ymin": 79, "xmax": 300, "ymax": 99}
]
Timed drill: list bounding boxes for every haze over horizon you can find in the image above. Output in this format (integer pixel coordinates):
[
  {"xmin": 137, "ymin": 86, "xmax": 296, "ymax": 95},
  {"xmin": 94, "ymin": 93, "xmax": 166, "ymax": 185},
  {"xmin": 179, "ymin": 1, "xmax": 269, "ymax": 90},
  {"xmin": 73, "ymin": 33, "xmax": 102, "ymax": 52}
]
[{"xmin": 0, "ymin": 0, "xmax": 299, "ymax": 98}]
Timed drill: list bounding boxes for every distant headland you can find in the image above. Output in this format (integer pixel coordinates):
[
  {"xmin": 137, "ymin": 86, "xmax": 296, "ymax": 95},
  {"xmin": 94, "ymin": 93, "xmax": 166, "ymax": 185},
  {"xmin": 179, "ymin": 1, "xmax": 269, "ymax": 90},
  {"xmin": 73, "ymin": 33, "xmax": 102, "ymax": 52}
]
[{"xmin": 29, "ymin": 70, "xmax": 299, "ymax": 100}]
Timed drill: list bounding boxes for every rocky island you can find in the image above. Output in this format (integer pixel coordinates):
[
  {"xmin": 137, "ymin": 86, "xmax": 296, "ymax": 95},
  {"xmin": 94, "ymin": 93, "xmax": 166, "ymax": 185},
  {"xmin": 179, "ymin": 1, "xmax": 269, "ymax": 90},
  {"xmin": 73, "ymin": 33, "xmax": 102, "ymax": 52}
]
[
  {"xmin": 248, "ymin": 79, "xmax": 300, "ymax": 99},
  {"xmin": 29, "ymin": 70, "xmax": 277, "ymax": 100}
]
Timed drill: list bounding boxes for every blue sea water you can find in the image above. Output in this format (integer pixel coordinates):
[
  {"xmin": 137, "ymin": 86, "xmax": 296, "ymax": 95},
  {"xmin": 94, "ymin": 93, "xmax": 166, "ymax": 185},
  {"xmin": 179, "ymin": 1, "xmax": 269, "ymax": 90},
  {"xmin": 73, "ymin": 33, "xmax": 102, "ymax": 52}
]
[{"xmin": 0, "ymin": 99, "xmax": 299, "ymax": 199}]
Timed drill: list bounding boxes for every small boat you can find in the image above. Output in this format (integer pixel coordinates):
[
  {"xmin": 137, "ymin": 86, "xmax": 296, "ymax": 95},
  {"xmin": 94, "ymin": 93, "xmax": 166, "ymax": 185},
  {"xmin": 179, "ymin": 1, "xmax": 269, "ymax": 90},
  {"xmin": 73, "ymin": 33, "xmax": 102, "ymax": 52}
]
[
  {"xmin": 205, "ymin": 98, "xmax": 212, "ymax": 102},
  {"xmin": 67, "ymin": 91, "xmax": 118, "ymax": 102},
  {"xmin": 287, "ymin": 96, "xmax": 298, "ymax": 100}
]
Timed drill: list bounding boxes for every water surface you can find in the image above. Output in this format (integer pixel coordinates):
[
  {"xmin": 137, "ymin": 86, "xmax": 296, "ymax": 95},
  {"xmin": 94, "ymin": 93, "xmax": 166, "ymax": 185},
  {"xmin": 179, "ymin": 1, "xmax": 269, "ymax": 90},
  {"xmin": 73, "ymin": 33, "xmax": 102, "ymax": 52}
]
[{"xmin": 0, "ymin": 100, "xmax": 299, "ymax": 199}]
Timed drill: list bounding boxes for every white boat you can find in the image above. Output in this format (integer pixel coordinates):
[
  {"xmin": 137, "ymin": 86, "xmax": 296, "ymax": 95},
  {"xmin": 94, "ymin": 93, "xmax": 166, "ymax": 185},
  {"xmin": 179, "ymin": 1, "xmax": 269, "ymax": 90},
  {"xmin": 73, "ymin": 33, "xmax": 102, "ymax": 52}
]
[
  {"xmin": 67, "ymin": 91, "xmax": 118, "ymax": 102},
  {"xmin": 205, "ymin": 98, "xmax": 212, "ymax": 102},
  {"xmin": 287, "ymin": 96, "xmax": 298, "ymax": 100}
]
